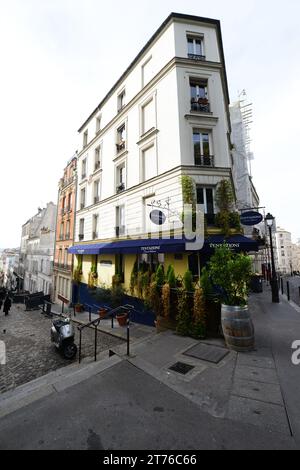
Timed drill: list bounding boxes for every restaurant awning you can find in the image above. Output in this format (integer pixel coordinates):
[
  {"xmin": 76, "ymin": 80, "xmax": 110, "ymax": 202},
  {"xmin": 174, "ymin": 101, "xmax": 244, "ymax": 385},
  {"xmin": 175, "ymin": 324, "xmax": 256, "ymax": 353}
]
[{"xmin": 68, "ymin": 234, "xmax": 258, "ymax": 255}]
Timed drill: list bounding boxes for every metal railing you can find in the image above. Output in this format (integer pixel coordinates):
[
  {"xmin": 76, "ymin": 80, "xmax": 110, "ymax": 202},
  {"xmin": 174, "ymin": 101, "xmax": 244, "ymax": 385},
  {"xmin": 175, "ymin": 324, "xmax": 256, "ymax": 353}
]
[
  {"xmin": 195, "ymin": 154, "xmax": 214, "ymax": 167},
  {"xmin": 77, "ymin": 304, "xmax": 134, "ymax": 363}
]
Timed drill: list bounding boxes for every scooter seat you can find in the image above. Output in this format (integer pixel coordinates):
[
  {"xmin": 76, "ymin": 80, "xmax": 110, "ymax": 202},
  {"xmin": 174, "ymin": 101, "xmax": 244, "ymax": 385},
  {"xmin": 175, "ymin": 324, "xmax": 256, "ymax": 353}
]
[{"xmin": 53, "ymin": 320, "xmax": 66, "ymax": 330}]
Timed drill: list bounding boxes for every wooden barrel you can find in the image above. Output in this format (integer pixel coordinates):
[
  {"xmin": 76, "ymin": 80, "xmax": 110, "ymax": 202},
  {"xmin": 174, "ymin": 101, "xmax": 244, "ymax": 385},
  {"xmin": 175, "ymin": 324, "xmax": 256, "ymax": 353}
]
[{"xmin": 221, "ymin": 304, "xmax": 255, "ymax": 352}]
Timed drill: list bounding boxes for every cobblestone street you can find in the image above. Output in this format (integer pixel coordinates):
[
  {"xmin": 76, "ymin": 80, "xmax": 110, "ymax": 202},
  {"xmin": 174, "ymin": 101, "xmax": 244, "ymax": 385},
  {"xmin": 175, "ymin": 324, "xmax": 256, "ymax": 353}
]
[{"xmin": 0, "ymin": 303, "xmax": 123, "ymax": 394}]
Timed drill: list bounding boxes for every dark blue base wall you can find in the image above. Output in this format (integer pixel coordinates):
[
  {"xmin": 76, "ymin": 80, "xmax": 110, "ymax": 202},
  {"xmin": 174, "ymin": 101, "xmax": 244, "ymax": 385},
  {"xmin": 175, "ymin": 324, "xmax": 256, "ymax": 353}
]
[{"xmin": 73, "ymin": 283, "xmax": 156, "ymax": 327}]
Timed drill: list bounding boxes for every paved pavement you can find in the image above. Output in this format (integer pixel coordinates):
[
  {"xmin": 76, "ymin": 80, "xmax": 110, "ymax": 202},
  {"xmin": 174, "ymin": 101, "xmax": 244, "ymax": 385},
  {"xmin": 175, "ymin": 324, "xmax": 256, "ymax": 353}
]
[
  {"xmin": 0, "ymin": 303, "xmax": 123, "ymax": 394},
  {"xmin": 0, "ymin": 285, "xmax": 300, "ymax": 449}
]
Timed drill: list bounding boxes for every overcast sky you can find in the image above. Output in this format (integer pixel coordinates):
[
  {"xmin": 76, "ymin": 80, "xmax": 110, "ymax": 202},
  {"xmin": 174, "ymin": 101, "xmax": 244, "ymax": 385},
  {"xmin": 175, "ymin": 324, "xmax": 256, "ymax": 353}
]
[{"xmin": 0, "ymin": 0, "xmax": 299, "ymax": 248}]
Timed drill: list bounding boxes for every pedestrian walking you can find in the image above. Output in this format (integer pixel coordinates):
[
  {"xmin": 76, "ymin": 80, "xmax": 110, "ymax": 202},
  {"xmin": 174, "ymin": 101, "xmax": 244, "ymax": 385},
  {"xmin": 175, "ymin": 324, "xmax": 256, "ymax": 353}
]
[
  {"xmin": 3, "ymin": 296, "xmax": 12, "ymax": 316},
  {"xmin": 0, "ymin": 298, "xmax": 3, "ymax": 310}
]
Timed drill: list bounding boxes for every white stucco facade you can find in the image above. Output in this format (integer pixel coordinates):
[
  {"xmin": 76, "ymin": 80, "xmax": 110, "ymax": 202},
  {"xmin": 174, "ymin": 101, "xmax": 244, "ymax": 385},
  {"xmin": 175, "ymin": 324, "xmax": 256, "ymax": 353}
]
[{"xmin": 74, "ymin": 14, "xmax": 233, "ymax": 249}]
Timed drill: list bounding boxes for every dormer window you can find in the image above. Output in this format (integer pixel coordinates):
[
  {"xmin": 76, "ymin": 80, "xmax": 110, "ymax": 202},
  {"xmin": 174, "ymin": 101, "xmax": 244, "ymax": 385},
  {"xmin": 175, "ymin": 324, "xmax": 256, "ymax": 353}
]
[{"xmin": 187, "ymin": 35, "xmax": 205, "ymax": 60}]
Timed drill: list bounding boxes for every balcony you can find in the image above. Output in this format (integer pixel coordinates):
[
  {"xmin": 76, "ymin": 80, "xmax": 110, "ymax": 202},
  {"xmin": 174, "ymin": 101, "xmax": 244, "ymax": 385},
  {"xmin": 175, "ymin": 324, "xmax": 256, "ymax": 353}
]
[
  {"xmin": 61, "ymin": 208, "xmax": 65, "ymax": 216},
  {"xmin": 92, "ymin": 232, "xmax": 98, "ymax": 240},
  {"xmin": 116, "ymin": 141, "xmax": 126, "ymax": 153},
  {"xmin": 115, "ymin": 226, "xmax": 125, "ymax": 237},
  {"xmin": 94, "ymin": 196, "xmax": 100, "ymax": 205},
  {"xmin": 65, "ymin": 233, "xmax": 70, "ymax": 240},
  {"xmin": 54, "ymin": 262, "xmax": 72, "ymax": 272},
  {"xmin": 79, "ymin": 234, "xmax": 84, "ymax": 241},
  {"xmin": 59, "ymin": 234, "xmax": 64, "ymax": 241},
  {"xmin": 195, "ymin": 154, "xmax": 214, "ymax": 167},
  {"xmin": 80, "ymin": 202, "xmax": 85, "ymax": 210},
  {"xmin": 188, "ymin": 53, "xmax": 206, "ymax": 61},
  {"xmin": 116, "ymin": 182, "xmax": 125, "ymax": 194},
  {"xmin": 191, "ymin": 98, "xmax": 210, "ymax": 113},
  {"xmin": 81, "ymin": 173, "xmax": 87, "ymax": 180}
]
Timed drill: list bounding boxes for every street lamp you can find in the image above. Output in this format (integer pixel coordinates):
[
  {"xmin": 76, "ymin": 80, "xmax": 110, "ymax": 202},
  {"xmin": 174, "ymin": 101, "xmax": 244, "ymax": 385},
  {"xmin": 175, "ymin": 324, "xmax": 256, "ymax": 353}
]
[{"xmin": 265, "ymin": 213, "xmax": 280, "ymax": 303}]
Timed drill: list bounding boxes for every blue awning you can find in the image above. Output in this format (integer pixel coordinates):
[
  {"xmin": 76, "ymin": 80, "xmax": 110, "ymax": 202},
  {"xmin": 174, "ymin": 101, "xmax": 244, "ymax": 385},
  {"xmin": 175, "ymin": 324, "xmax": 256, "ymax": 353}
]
[
  {"xmin": 68, "ymin": 238, "xmax": 187, "ymax": 255},
  {"xmin": 202, "ymin": 235, "xmax": 259, "ymax": 253},
  {"xmin": 68, "ymin": 235, "xmax": 258, "ymax": 256}
]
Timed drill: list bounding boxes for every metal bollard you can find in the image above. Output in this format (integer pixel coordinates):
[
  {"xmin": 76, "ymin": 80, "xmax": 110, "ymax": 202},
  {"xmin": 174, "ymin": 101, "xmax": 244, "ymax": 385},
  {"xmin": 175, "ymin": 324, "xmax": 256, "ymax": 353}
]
[
  {"xmin": 127, "ymin": 319, "xmax": 130, "ymax": 357},
  {"xmin": 281, "ymin": 278, "xmax": 284, "ymax": 295},
  {"xmin": 287, "ymin": 281, "xmax": 290, "ymax": 301}
]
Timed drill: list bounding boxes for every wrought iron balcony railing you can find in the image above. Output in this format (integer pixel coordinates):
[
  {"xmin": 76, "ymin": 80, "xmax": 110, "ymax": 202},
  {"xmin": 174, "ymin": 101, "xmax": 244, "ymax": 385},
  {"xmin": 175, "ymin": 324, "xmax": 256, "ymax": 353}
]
[
  {"xmin": 191, "ymin": 98, "xmax": 210, "ymax": 113},
  {"xmin": 194, "ymin": 154, "xmax": 215, "ymax": 167},
  {"xmin": 115, "ymin": 225, "xmax": 125, "ymax": 237},
  {"xmin": 188, "ymin": 53, "xmax": 206, "ymax": 61}
]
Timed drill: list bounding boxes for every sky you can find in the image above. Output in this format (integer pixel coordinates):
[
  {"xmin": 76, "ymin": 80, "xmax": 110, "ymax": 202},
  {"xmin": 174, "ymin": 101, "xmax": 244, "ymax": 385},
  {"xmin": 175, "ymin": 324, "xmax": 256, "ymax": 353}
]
[{"xmin": 0, "ymin": 0, "xmax": 299, "ymax": 248}]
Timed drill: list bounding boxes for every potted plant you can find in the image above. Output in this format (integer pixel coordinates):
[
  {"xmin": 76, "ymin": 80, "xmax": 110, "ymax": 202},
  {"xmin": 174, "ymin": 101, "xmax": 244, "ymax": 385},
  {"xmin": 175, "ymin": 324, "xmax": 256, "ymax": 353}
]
[
  {"xmin": 206, "ymin": 245, "xmax": 254, "ymax": 352},
  {"xmin": 98, "ymin": 307, "xmax": 108, "ymax": 318},
  {"xmin": 116, "ymin": 310, "xmax": 128, "ymax": 327}
]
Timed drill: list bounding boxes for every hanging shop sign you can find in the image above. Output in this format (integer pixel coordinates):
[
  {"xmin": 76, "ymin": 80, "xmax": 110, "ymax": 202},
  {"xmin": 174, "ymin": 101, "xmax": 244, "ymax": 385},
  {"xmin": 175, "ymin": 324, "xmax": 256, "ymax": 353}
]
[
  {"xmin": 240, "ymin": 211, "xmax": 263, "ymax": 226},
  {"xmin": 150, "ymin": 210, "xmax": 166, "ymax": 226}
]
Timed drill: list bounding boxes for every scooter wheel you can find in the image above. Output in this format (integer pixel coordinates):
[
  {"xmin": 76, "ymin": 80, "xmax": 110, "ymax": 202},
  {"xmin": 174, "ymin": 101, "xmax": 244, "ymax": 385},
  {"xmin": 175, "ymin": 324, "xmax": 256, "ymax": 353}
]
[{"xmin": 63, "ymin": 343, "xmax": 77, "ymax": 360}]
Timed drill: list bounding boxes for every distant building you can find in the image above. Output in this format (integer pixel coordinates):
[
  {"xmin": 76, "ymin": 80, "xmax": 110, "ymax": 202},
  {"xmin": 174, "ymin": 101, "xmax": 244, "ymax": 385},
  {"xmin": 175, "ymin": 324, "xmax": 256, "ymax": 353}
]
[
  {"xmin": 291, "ymin": 241, "xmax": 300, "ymax": 273},
  {"xmin": 53, "ymin": 155, "xmax": 77, "ymax": 304},
  {"xmin": 0, "ymin": 248, "xmax": 20, "ymax": 290},
  {"xmin": 22, "ymin": 203, "xmax": 57, "ymax": 295},
  {"xmin": 276, "ymin": 227, "xmax": 293, "ymax": 275}
]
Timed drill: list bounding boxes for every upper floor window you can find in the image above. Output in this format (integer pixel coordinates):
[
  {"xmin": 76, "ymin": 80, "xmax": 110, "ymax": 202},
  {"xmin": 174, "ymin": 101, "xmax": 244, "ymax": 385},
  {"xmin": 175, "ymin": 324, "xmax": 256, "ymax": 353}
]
[
  {"xmin": 67, "ymin": 193, "xmax": 72, "ymax": 211},
  {"xmin": 116, "ymin": 124, "xmax": 126, "ymax": 153},
  {"xmin": 93, "ymin": 179, "xmax": 100, "ymax": 204},
  {"xmin": 79, "ymin": 219, "xmax": 85, "ymax": 240},
  {"xmin": 141, "ymin": 145, "xmax": 156, "ymax": 182},
  {"xmin": 116, "ymin": 205, "xmax": 125, "ymax": 237},
  {"xmin": 93, "ymin": 214, "xmax": 99, "ymax": 240},
  {"xmin": 83, "ymin": 130, "xmax": 88, "ymax": 148},
  {"xmin": 66, "ymin": 220, "xmax": 70, "ymax": 240},
  {"xmin": 117, "ymin": 89, "xmax": 126, "ymax": 112},
  {"xmin": 80, "ymin": 188, "xmax": 86, "ymax": 209},
  {"xmin": 193, "ymin": 130, "xmax": 214, "ymax": 167},
  {"xmin": 141, "ymin": 98, "xmax": 155, "ymax": 135},
  {"xmin": 187, "ymin": 35, "xmax": 205, "ymax": 60},
  {"xmin": 190, "ymin": 78, "xmax": 210, "ymax": 112},
  {"xmin": 196, "ymin": 186, "xmax": 215, "ymax": 225},
  {"xmin": 116, "ymin": 163, "xmax": 126, "ymax": 193},
  {"xmin": 60, "ymin": 222, "xmax": 64, "ymax": 240},
  {"xmin": 95, "ymin": 115, "xmax": 101, "ymax": 134},
  {"xmin": 94, "ymin": 145, "xmax": 101, "ymax": 171},
  {"xmin": 82, "ymin": 159, "xmax": 87, "ymax": 179},
  {"xmin": 142, "ymin": 57, "xmax": 153, "ymax": 87}
]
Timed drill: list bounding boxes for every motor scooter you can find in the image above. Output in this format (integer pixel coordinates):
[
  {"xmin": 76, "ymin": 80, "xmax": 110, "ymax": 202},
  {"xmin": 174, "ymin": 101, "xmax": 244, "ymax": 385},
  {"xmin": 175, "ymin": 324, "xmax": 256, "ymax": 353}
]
[{"xmin": 50, "ymin": 317, "xmax": 77, "ymax": 359}]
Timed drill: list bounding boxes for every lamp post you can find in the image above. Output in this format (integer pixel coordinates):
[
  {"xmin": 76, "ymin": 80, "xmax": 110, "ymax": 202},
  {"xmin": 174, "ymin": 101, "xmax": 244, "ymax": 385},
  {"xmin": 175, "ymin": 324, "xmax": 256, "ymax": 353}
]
[{"xmin": 265, "ymin": 213, "xmax": 279, "ymax": 303}]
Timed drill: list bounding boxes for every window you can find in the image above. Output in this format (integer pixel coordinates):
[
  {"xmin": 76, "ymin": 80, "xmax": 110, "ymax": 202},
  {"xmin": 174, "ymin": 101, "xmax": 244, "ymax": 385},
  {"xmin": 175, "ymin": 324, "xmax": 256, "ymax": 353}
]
[
  {"xmin": 196, "ymin": 186, "xmax": 215, "ymax": 225},
  {"xmin": 115, "ymin": 254, "xmax": 125, "ymax": 282},
  {"xmin": 96, "ymin": 115, "xmax": 101, "ymax": 134},
  {"xmin": 83, "ymin": 130, "xmax": 88, "ymax": 148},
  {"xmin": 142, "ymin": 145, "xmax": 156, "ymax": 181},
  {"xmin": 79, "ymin": 219, "xmax": 84, "ymax": 240},
  {"xmin": 94, "ymin": 180, "xmax": 100, "ymax": 204},
  {"xmin": 82, "ymin": 159, "xmax": 87, "ymax": 179},
  {"xmin": 80, "ymin": 188, "xmax": 86, "ymax": 209},
  {"xmin": 141, "ymin": 98, "xmax": 155, "ymax": 135},
  {"xmin": 116, "ymin": 205, "xmax": 125, "ymax": 237},
  {"xmin": 93, "ymin": 214, "xmax": 99, "ymax": 240},
  {"xmin": 116, "ymin": 163, "xmax": 126, "ymax": 193},
  {"xmin": 116, "ymin": 124, "xmax": 126, "ymax": 153},
  {"xmin": 64, "ymin": 249, "xmax": 68, "ymax": 267},
  {"xmin": 187, "ymin": 35, "xmax": 205, "ymax": 60},
  {"xmin": 138, "ymin": 253, "xmax": 164, "ymax": 271},
  {"xmin": 66, "ymin": 220, "xmax": 70, "ymax": 240},
  {"xmin": 61, "ymin": 197, "xmax": 66, "ymax": 215},
  {"xmin": 190, "ymin": 78, "xmax": 209, "ymax": 112},
  {"xmin": 193, "ymin": 130, "xmax": 214, "ymax": 166},
  {"xmin": 94, "ymin": 146, "xmax": 101, "ymax": 171},
  {"xmin": 58, "ymin": 249, "xmax": 63, "ymax": 265},
  {"xmin": 142, "ymin": 57, "xmax": 153, "ymax": 87},
  {"xmin": 68, "ymin": 193, "xmax": 72, "ymax": 212},
  {"xmin": 60, "ymin": 222, "xmax": 64, "ymax": 240},
  {"xmin": 117, "ymin": 89, "xmax": 126, "ymax": 112}
]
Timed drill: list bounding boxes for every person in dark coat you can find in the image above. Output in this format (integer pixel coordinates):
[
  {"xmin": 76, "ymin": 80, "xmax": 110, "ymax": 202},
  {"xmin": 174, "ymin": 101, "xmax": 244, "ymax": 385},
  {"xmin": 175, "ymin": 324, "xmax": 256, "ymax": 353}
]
[{"xmin": 3, "ymin": 296, "xmax": 12, "ymax": 316}]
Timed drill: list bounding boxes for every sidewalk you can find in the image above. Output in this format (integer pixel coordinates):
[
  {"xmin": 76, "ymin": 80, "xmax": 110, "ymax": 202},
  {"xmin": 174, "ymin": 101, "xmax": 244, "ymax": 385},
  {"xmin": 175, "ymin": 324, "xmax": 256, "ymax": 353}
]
[{"xmin": 109, "ymin": 286, "xmax": 300, "ymax": 444}]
